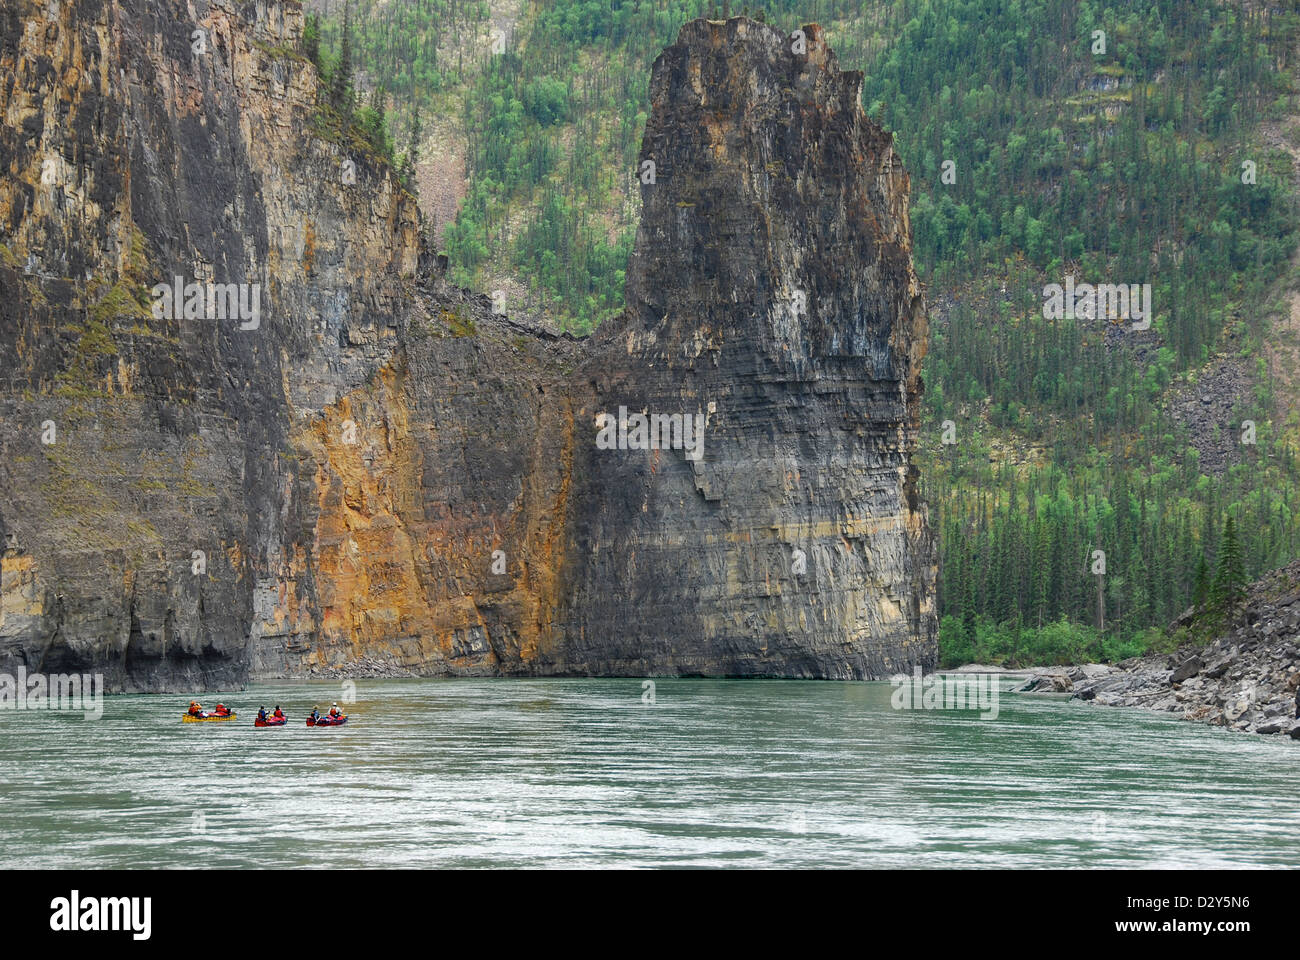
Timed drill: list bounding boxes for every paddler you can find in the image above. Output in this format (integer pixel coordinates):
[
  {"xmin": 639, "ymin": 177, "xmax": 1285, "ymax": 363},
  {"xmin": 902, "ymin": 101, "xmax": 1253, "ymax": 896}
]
[
  {"xmin": 188, "ymin": 701, "xmax": 204, "ymax": 717},
  {"xmin": 329, "ymin": 702, "xmax": 341, "ymax": 718},
  {"xmin": 257, "ymin": 706, "xmax": 268, "ymax": 723},
  {"xmin": 272, "ymin": 705, "xmax": 284, "ymax": 720},
  {"xmin": 213, "ymin": 703, "xmax": 230, "ymax": 717}
]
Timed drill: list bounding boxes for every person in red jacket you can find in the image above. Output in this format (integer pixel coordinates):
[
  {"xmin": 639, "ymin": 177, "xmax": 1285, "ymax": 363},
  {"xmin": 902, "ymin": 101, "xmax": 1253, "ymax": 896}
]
[
  {"xmin": 213, "ymin": 703, "xmax": 231, "ymax": 717},
  {"xmin": 188, "ymin": 701, "xmax": 204, "ymax": 717},
  {"xmin": 272, "ymin": 705, "xmax": 284, "ymax": 720}
]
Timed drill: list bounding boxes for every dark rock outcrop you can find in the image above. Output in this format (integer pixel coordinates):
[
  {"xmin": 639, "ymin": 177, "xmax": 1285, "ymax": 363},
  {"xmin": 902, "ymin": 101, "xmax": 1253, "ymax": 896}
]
[
  {"xmin": 0, "ymin": 3, "xmax": 935, "ymax": 689},
  {"xmin": 555, "ymin": 19, "xmax": 934, "ymax": 678},
  {"xmin": 1064, "ymin": 561, "xmax": 1300, "ymax": 738}
]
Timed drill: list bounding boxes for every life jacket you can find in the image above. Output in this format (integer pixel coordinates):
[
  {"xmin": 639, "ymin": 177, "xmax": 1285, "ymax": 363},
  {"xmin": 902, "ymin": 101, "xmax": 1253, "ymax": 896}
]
[
  {"xmin": 189, "ymin": 704, "xmax": 202, "ymax": 715},
  {"xmin": 273, "ymin": 709, "xmax": 283, "ymax": 718}
]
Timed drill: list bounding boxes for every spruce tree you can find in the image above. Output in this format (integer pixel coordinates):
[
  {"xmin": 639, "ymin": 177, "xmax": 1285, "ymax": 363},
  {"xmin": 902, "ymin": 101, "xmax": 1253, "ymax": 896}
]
[
  {"xmin": 1192, "ymin": 553, "xmax": 1210, "ymax": 609},
  {"xmin": 1211, "ymin": 516, "xmax": 1247, "ymax": 613},
  {"xmin": 403, "ymin": 111, "xmax": 422, "ymax": 190},
  {"xmin": 368, "ymin": 83, "xmax": 389, "ymax": 156},
  {"xmin": 331, "ymin": 0, "xmax": 354, "ymax": 114},
  {"xmin": 303, "ymin": 13, "xmax": 321, "ymax": 70}
]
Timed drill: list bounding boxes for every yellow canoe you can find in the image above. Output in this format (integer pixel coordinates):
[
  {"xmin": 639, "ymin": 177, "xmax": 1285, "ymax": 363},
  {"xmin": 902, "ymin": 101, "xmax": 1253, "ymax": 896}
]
[{"xmin": 181, "ymin": 712, "xmax": 237, "ymax": 723}]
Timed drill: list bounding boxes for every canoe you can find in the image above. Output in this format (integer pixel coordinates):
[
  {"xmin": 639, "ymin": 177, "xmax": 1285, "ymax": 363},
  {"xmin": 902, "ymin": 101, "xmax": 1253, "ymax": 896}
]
[
  {"xmin": 307, "ymin": 715, "xmax": 347, "ymax": 727},
  {"xmin": 182, "ymin": 712, "xmax": 236, "ymax": 723},
  {"xmin": 254, "ymin": 716, "xmax": 287, "ymax": 727}
]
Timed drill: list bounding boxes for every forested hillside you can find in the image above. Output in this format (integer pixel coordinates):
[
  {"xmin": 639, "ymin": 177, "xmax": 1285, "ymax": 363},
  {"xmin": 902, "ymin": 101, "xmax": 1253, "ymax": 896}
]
[{"xmin": 306, "ymin": 0, "xmax": 1300, "ymax": 666}]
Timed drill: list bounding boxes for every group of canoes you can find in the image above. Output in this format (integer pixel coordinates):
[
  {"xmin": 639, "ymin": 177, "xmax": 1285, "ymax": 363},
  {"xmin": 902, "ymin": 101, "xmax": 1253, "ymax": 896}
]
[{"xmin": 183, "ymin": 700, "xmax": 349, "ymax": 727}]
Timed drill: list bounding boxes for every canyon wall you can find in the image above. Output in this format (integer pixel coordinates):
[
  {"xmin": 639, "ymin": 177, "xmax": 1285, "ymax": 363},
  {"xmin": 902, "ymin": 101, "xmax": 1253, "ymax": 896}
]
[
  {"xmin": 0, "ymin": 0, "xmax": 935, "ymax": 689},
  {"xmin": 558, "ymin": 19, "xmax": 934, "ymax": 677}
]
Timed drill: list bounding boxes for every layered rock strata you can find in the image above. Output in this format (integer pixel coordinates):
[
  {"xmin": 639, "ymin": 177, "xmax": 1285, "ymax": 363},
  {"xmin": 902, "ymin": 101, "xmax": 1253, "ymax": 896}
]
[{"xmin": 0, "ymin": 3, "xmax": 935, "ymax": 689}]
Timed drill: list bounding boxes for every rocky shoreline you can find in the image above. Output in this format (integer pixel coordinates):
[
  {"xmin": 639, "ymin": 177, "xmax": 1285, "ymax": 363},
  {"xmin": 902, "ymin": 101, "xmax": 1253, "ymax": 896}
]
[{"xmin": 1005, "ymin": 561, "xmax": 1300, "ymax": 739}]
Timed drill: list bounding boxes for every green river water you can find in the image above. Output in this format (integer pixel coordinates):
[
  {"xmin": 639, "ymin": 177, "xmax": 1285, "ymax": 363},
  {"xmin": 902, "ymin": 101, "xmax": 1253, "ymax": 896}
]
[{"xmin": 1, "ymin": 677, "xmax": 1296, "ymax": 868}]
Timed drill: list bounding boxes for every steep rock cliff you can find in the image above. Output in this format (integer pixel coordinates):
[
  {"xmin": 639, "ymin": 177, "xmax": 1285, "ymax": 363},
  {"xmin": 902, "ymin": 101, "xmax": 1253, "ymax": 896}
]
[
  {"xmin": 0, "ymin": 0, "xmax": 416, "ymax": 689},
  {"xmin": 0, "ymin": 2, "xmax": 935, "ymax": 689},
  {"xmin": 557, "ymin": 19, "xmax": 934, "ymax": 677}
]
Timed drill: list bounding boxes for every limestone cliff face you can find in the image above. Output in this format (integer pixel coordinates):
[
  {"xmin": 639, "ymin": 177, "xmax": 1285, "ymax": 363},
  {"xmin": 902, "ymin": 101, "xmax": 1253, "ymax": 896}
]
[
  {"xmin": 557, "ymin": 19, "xmax": 934, "ymax": 677},
  {"xmin": 0, "ymin": 4, "xmax": 935, "ymax": 690},
  {"xmin": 0, "ymin": 0, "xmax": 417, "ymax": 690}
]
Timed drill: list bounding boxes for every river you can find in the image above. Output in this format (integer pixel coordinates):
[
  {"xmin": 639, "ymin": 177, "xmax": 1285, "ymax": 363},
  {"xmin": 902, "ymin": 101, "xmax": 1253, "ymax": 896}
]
[{"xmin": 1, "ymin": 677, "xmax": 1296, "ymax": 868}]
